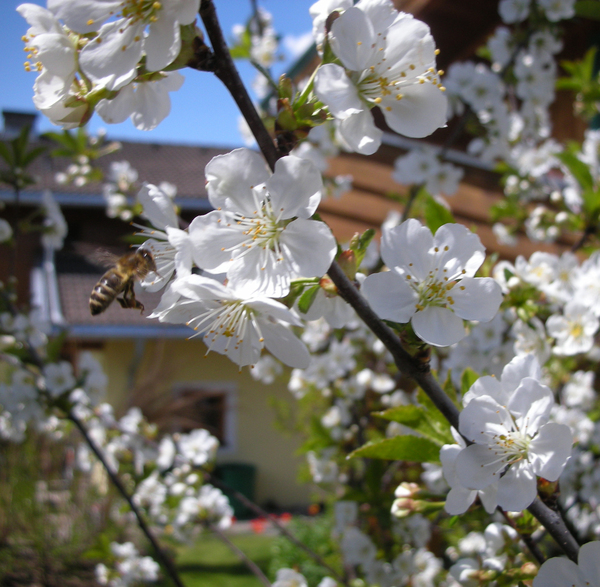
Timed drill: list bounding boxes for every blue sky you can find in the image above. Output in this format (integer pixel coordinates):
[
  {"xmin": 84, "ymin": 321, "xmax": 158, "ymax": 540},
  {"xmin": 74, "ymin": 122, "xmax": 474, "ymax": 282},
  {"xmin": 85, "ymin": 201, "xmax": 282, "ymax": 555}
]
[{"xmin": 1, "ymin": 0, "xmax": 316, "ymax": 148}]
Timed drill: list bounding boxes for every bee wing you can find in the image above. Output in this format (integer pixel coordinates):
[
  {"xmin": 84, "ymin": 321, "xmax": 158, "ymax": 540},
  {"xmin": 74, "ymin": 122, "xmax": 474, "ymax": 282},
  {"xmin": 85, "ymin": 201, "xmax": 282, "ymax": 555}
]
[{"xmin": 89, "ymin": 249, "xmax": 123, "ymax": 269}]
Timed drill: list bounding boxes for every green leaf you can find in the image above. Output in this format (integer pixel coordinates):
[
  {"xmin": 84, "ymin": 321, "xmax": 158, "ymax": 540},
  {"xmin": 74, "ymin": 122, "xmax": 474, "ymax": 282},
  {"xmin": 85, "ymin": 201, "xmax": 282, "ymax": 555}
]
[
  {"xmin": 298, "ymin": 284, "xmax": 320, "ymax": 314},
  {"xmin": 415, "ymin": 388, "xmax": 453, "ymax": 442},
  {"xmin": 555, "ymin": 151, "xmax": 594, "ymax": 191},
  {"xmin": 575, "ymin": 0, "xmax": 600, "ymax": 20},
  {"xmin": 581, "ymin": 188, "xmax": 600, "ymax": 217},
  {"xmin": 376, "ymin": 405, "xmax": 448, "ymax": 445},
  {"xmin": 460, "ymin": 368, "xmax": 480, "ymax": 396},
  {"xmin": 424, "ymin": 194, "xmax": 455, "ymax": 233},
  {"xmin": 21, "ymin": 145, "xmax": 47, "ymax": 167},
  {"xmin": 350, "ymin": 435, "xmax": 441, "ymax": 463}
]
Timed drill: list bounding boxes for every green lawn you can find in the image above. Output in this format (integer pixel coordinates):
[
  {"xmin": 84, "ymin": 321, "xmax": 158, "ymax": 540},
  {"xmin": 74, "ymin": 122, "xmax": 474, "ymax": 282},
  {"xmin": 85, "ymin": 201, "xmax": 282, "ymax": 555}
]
[{"xmin": 160, "ymin": 533, "xmax": 277, "ymax": 587}]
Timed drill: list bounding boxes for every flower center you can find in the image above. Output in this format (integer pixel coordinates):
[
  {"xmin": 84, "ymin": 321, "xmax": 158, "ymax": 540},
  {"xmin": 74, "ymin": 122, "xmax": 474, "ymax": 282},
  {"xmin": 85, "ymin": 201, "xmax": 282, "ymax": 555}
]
[{"xmin": 119, "ymin": 0, "xmax": 163, "ymax": 24}]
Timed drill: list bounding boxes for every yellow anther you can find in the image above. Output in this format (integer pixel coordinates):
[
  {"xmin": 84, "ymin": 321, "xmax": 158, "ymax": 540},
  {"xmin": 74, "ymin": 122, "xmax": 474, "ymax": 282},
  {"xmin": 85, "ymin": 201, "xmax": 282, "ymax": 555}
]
[
  {"xmin": 435, "ymin": 48, "xmax": 440, "ymax": 55},
  {"xmin": 87, "ymin": 18, "xmax": 94, "ymax": 25}
]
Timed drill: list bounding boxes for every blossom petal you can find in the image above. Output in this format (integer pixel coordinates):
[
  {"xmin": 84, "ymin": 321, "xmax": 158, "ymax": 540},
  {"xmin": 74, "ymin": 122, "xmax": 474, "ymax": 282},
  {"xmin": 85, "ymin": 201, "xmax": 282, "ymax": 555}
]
[
  {"xmin": 261, "ymin": 321, "xmax": 310, "ymax": 369},
  {"xmin": 205, "ymin": 149, "xmax": 270, "ymax": 213},
  {"xmin": 266, "ymin": 156, "xmax": 323, "ymax": 218},
  {"xmin": 528, "ymin": 422, "xmax": 572, "ymax": 481},
  {"xmin": 330, "ymin": 7, "xmax": 377, "ymax": 71},
  {"xmin": 578, "ymin": 542, "xmax": 600, "ymax": 586},
  {"xmin": 444, "ymin": 485, "xmax": 478, "ymax": 515},
  {"xmin": 533, "ymin": 558, "xmax": 586, "ymax": 587},
  {"xmin": 79, "ymin": 20, "xmax": 141, "ymax": 90},
  {"xmin": 451, "ymin": 277, "xmax": 502, "ymax": 322},
  {"xmin": 381, "ymin": 219, "xmax": 432, "ymax": 281},
  {"xmin": 146, "ymin": 13, "xmax": 180, "ymax": 71},
  {"xmin": 455, "ymin": 443, "xmax": 504, "ymax": 490},
  {"xmin": 380, "ymin": 81, "xmax": 447, "ymax": 138},
  {"xmin": 433, "ymin": 223, "xmax": 485, "ymax": 278},
  {"xmin": 188, "ymin": 212, "xmax": 242, "ymax": 273},
  {"xmin": 280, "ymin": 219, "xmax": 337, "ymax": 279},
  {"xmin": 507, "ymin": 377, "xmax": 554, "ymax": 431},
  {"xmin": 338, "ymin": 110, "xmax": 383, "ymax": 155},
  {"xmin": 138, "ymin": 183, "xmax": 178, "ymax": 230},
  {"xmin": 96, "ymin": 86, "xmax": 135, "ymax": 124},
  {"xmin": 496, "ymin": 461, "xmax": 537, "ymax": 511},
  {"xmin": 228, "ymin": 246, "xmax": 290, "ymax": 298},
  {"xmin": 361, "ymin": 271, "xmax": 417, "ymax": 323},
  {"xmin": 459, "ymin": 395, "xmax": 514, "ymax": 443},
  {"xmin": 500, "ymin": 354, "xmax": 541, "ymax": 397},
  {"xmin": 462, "ymin": 375, "xmax": 504, "ymax": 406},
  {"xmin": 48, "ymin": 0, "xmax": 120, "ymax": 33},
  {"xmin": 411, "ymin": 306, "xmax": 466, "ymax": 347},
  {"xmin": 314, "ymin": 63, "xmax": 363, "ymax": 119}
]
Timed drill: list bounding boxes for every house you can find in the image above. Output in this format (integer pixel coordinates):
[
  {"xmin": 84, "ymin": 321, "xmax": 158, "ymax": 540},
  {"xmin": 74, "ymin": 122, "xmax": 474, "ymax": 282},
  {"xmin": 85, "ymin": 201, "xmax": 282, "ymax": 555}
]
[{"xmin": 0, "ymin": 110, "xmax": 311, "ymax": 513}]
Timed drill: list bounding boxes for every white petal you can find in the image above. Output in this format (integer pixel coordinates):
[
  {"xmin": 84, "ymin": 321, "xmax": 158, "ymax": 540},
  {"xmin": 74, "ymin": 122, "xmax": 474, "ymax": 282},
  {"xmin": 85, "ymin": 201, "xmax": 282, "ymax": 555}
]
[
  {"xmin": 205, "ymin": 149, "xmax": 270, "ymax": 213},
  {"xmin": 380, "ymin": 81, "xmax": 447, "ymax": 138},
  {"xmin": 459, "ymin": 395, "xmax": 514, "ymax": 443},
  {"xmin": 500, "ymin": 354, "xmax": 541, "ymax": 396},
  {"xmin": 528, "ymin": 422, "xmax": 572, "ymax": 481},
  {"xmin": 261, "ymin": 321, "xmax": 310, "ymax": 369},
  {"xmin": 508, "ymin": 378, "xmax": 554, "ymax": 431},
  {"xmin": 31, "ymin": 33, "xmax": 76, "ymax": 78},
  {"xmin": 188, "ymin": 212, "xmax": 244, "ymax": 273},
  {"xmin": 444, "ymin": 485, "xmax": 478, "ymax": 515},
  {"xmin": 361, "ymin": 271, "xmax": 417, "ymax": 323},
  {"xmin": 138, "ymin": 183, "xmax": 178, "ymax": 229},
  {"xmin": 48, "ymin": 0, "xmax": 120, "ymax": 33},
  {"xmin": 280, "ymin": 219, "xmax": 337, "ymax": 278},
  {"xmin": 267, "ymin": 156, "xmax": 323, "ymax": 218},
  {"xmin": 227, "ymin": 246, "xmax": 290, "ymax": 298},
  {"xmin": 146, "ymin": 13, "xmax": 180, "ymax": 71},
  {"xmin": 411, "ymin": 306, "xmax": 465, "ymax": 347},
  {"xmin": 578, "ymin": 542, "xmax": 600, "ymax": 586},
  {"xmin": 18, "ymin": 4, "xmax": 63, "ymax": 35},
  {"xmin": 131, "ymin": 78, "xmax": 176, "ymax": 131},
  {"xmin": 338, "ymin": 110, "xmax": 382, "ymax": 155},
  {"xmin": 455, "ymin": 443, "xmax": 504, "ymax": 490},
  {"xmin": 381, "ymin": 219, "xmax": 433, "ymax": 280},
  {"xmin": 433, "ymin": 223, "xmax": 485, "ymax": 278},
  {"xmin": 496, "ymin": 462, "xmax": 537, "ymax": 511},
  {"xmin": 314, "ymin": 63, "xmax": 363, "ymax": 119},
  {"xmin": 462, "ymin": 376, "xmax": 504, "ymax": 406},
  {"xmin": 533, "ymin": 558, "xmax": 585, "ymax": 587},
  {"xmin": 79, "ymin": 20, "xmax": 141, "ymax": 90},
  {"xmin": 451, "ymin": 277, "xmax": 502, "ymax": 322},
  {"xmin": 96, "ymin": 85, "xmax": 135, "ymax": 124},
  {"xmin": 330, "ymin": 7, "xmax": 377, "ymax": 71}
]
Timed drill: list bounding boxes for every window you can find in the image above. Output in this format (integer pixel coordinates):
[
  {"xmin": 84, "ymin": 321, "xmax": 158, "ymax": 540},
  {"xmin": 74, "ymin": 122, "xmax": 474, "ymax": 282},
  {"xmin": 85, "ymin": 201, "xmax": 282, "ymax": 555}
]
[{"xmin": 167, "ymin": 383, "xmax": 236, "ymax": 451}]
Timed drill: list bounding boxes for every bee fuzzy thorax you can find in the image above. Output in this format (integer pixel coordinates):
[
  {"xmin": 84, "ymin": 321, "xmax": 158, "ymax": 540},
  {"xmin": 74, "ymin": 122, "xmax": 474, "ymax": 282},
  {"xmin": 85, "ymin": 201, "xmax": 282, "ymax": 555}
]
[{"xmin": 89, "ymin": 249, "xmax": 156, "ymax": 316}]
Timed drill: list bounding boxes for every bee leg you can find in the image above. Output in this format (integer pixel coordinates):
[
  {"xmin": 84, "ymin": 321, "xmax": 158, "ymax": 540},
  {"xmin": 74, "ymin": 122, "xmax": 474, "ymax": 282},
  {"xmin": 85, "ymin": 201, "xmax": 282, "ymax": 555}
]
[{"xmin": 118, "ymin": 281, "xmax": 145, "ymax": 314}]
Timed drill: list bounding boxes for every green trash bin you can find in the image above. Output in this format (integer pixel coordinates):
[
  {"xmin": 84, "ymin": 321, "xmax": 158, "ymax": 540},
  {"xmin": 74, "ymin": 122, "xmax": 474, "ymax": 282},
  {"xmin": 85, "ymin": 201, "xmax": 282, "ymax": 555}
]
[{"xmin": 214, "ymin": 463, "xmax": 256, "ymax": 520}]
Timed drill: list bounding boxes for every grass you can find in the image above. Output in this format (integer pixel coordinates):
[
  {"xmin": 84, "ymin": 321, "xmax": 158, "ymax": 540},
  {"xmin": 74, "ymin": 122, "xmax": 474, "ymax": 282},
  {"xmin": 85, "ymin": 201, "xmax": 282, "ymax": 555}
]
[{"xmin": 159, "ymin": 532, "xmax": 277, "ymax": 587}]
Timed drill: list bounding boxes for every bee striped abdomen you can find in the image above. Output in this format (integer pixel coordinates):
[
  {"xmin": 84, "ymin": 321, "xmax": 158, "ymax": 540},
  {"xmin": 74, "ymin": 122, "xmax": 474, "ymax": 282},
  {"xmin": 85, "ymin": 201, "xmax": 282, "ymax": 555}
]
[{"xmin": 89, "ymin": 270, "xmax": 126, "ymax": 316}]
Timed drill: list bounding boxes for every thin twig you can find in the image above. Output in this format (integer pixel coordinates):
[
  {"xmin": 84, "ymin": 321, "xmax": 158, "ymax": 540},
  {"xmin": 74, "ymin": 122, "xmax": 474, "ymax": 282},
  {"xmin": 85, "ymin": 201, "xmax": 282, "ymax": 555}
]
[
  {"xmin": 68, "ymin": 411, "xmax": 186, "ymax": 587},
  {"xmin": 206, "ymin": 522, "xmax": 272, "ymax": 587},
  {"xmin": 499, "ymin": 509, "xmax": 545, "ymax": 565},
  {"xmin": 206, "ymin": 473, "xmax": 347, "ymax": 585},
  {"xmin": 200, "ymin": 0, "xmax": 279, "ymax": 171}
]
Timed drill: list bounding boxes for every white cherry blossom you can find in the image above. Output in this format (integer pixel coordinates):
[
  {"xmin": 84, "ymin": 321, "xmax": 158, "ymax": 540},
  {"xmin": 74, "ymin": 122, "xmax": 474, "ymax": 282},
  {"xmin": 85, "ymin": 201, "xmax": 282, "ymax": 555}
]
[
  {"xmin": 49, "ymin": 0, "xmax": 199, "ymax": 89},
  {"xmin": 362, "ymin": 219, "xmax": 502, "ymax": 347},
  {"xmin": 189, "ymin": 148, "xmax": 336, "ymax": 298},
  {"xmin": 313, "ymin": 1, "xmax": 447, "ymax": 155},
  {"xmin": 547, "ymin": 301, "xmax": 599, "ymax": 356},
  {"xmin": 158, "ymin": 275, "xmax": 310, "ymax": 368},
  {"xmin": 455, "ymin": 355, "xmax": 573, "ymax": 512}
]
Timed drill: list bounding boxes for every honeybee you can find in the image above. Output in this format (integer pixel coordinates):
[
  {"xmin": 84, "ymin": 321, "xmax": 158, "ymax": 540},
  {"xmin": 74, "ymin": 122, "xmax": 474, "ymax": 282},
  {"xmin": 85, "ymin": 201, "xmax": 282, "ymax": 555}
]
[{"xmin": 89, "ymin": 248, "xmax": 157, "ymax": 316}]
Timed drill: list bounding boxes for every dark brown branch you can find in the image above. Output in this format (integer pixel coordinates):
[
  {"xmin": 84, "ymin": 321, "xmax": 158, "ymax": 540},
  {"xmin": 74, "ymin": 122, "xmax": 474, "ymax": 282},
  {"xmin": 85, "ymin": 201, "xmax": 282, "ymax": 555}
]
[
  {"xmin": 206, "ymin": 522, "xmax": 272, "ymax": 587},
  {"xmin": 199, "ymin": 0, "xmax": 279, "ymax": 171},
  {"xmin": 68, "ymin": 411, "xmax": 186, "ymax": 587}
]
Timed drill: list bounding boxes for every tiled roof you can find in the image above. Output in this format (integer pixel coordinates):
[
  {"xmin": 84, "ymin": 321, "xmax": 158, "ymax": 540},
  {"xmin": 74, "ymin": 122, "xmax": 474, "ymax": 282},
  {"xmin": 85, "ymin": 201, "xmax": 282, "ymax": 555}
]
[
  {"xmin": 49, "ymin": 250, "xmax": 189, "ymax": 336},
  {"xmin": 0, "ymin": 136, "xmax": 230, "ymax": 202}
]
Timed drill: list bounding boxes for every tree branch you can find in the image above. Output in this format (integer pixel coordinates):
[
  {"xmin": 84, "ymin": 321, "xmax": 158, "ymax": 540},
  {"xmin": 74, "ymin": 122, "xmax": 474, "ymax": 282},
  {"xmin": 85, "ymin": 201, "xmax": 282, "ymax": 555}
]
[
  {"xmin": 199, "ymin": 0, "xmax": 279, "ymax": 171},
  {"xmin": 206, "ymin": 473, "xmax": 347, "ymax": 585},
  {"xmin": 206, "ymin": 521, "xmax": 272, "ymax": 587},
  {"xmin": 68, "ymin": 411, "xmax": 186, "ymax": 587}
]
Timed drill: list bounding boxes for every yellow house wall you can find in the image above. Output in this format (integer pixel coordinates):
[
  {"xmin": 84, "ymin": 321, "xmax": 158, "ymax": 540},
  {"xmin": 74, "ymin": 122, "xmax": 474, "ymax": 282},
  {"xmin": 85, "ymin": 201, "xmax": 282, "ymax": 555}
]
[{"xmin": 98, "ymin": 338, "xmax": 311, "ymax": 509}]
